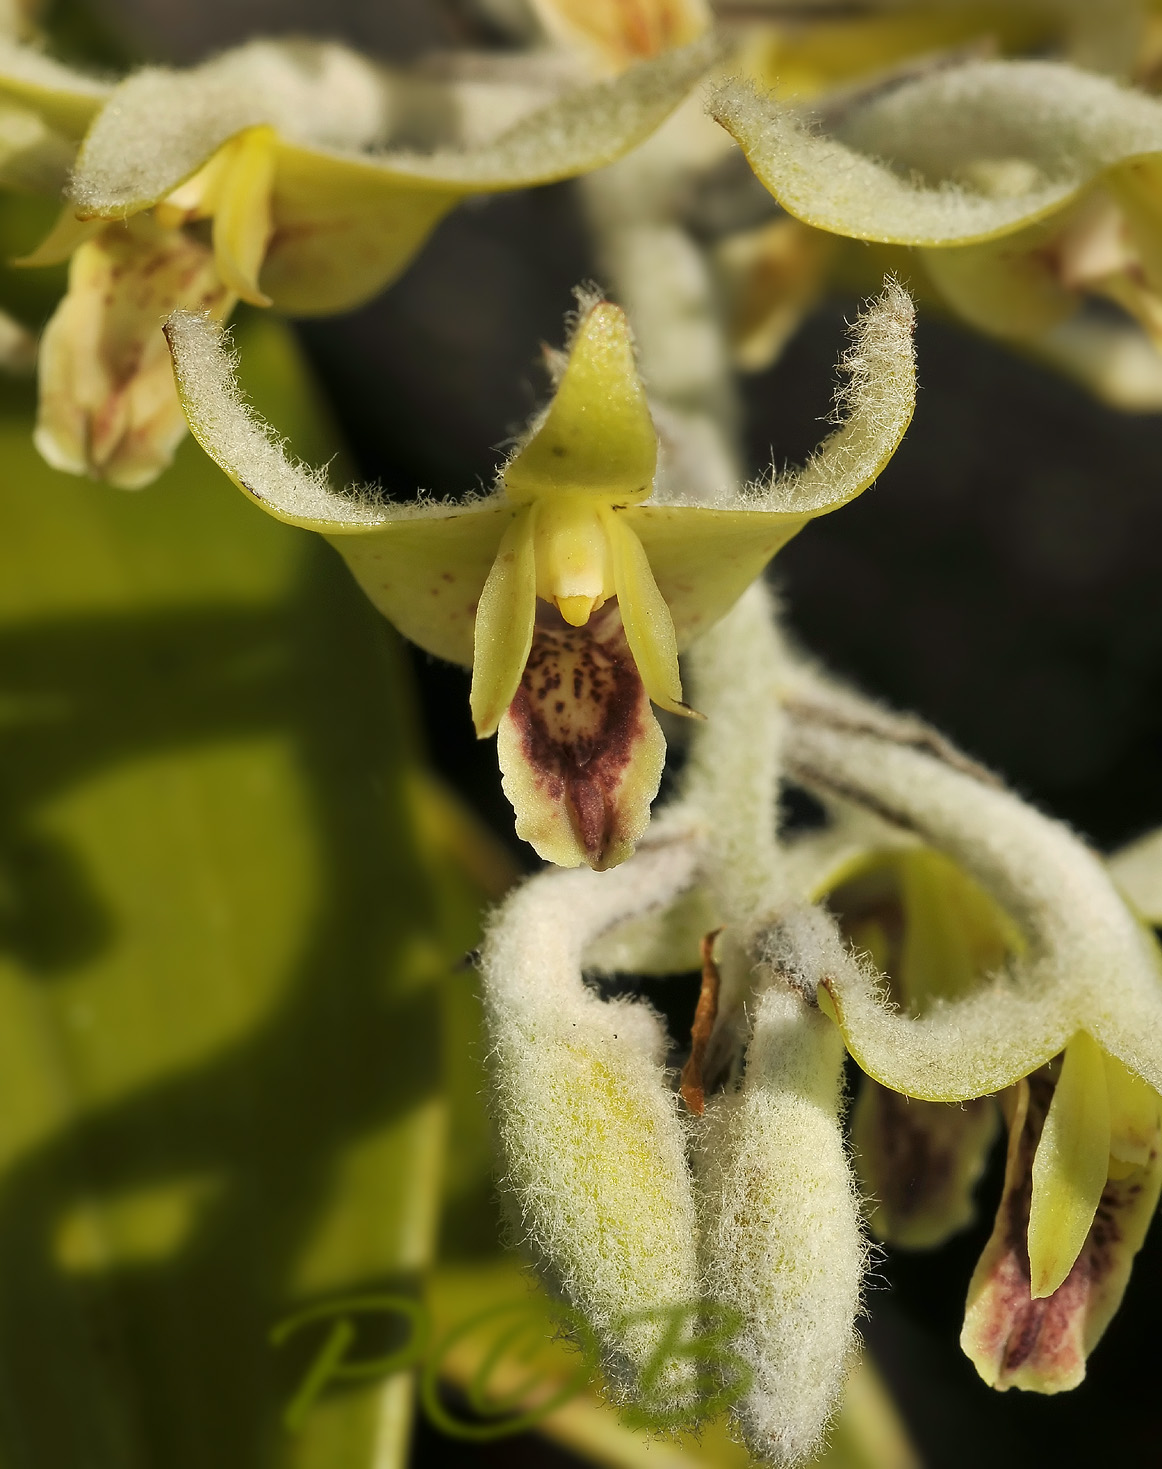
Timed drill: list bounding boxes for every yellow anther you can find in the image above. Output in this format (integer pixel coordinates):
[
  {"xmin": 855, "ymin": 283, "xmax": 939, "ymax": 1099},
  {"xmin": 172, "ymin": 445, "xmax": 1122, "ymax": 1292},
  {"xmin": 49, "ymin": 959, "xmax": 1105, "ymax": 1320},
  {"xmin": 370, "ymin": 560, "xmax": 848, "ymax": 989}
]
[{"xmin": 556, "ymin": 594, "xmax": 600, "ymax": 626}]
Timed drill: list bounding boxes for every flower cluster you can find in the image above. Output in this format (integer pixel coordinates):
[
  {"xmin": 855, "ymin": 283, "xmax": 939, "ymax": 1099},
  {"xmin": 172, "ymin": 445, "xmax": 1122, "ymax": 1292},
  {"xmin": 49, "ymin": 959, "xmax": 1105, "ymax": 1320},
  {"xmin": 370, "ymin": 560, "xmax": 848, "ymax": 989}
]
[{"xmin": 2, "ymin": 1, "xmax": 1162, "ymax": 1465}]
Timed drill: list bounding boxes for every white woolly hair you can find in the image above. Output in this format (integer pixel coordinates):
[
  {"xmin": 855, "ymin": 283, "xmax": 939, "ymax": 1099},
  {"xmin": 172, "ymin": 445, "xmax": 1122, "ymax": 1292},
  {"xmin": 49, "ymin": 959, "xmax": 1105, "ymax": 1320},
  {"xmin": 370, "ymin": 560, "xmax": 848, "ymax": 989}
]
[
  {"xmin": 480, "ymin": 835, "xmax": 704, "ymax": 1396},
  {"xmin": 699, "ymin": 950, "xmax": 867, "ymax": 1469},
  {"xmin": 164, "ymin": 310, "xmax": 466, "ymax": 529},
  {"xmin": 664, "ymin": 282, "xmax": 915, "ymax": 513},
  {"xmin": 710, "ymin": 60, "xmax": 1162, "ymax": 247},
  {"xmin": 70, "ymin": 35, "xmax": 716, "ymax": 217},
  {"xmin": 71, "ymin": 39, "xmax": 393, "ymax": 216},
  {"xmin": 783, "ymin": 676, "xmax": 1162, "ymax": 1102}
]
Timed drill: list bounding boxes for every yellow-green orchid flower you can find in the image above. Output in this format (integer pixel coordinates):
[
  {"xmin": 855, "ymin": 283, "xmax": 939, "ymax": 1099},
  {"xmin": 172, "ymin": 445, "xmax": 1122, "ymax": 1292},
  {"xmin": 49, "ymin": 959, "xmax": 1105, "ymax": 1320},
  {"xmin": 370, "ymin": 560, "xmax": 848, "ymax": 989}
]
[
  {"xmin": 4, "ymin": 34, "xmax": 715, "ymax": 487},
  {"xmin": 782, "ymin": 680, "xmax": 1162, "ymax": 1393},
  {"xmin": 711, "ymin": 57, "xmax": 1162, "ymax": 409},
  {"xmin": 163, "ymin": 282, "xmax": 915, "ymax": 869}
]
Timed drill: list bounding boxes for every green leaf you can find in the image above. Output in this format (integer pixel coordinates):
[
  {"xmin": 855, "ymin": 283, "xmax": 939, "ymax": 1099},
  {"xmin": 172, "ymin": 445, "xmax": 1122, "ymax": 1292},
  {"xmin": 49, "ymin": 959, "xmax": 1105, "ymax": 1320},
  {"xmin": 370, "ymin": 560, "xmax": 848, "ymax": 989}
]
[{"xmin": 0, "ymin": 309, "xmax": 480, "ymax": 1467}]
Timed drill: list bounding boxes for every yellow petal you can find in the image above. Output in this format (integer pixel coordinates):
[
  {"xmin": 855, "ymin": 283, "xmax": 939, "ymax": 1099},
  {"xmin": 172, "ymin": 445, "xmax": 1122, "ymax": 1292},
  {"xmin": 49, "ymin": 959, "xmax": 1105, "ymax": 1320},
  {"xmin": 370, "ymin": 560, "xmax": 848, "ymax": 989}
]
[
  {"xmin": 37, "ymin": 218, "xmax": 233, "ymax": 489},
  {"xmin": 211, "ymin": 126, "xmax": 278, "ymax": 307},
  {"xmin": 470, "ymin": 507, "xmax": 538, "ymax": 738},
  {"xmin": 1027, "ymin": 1032, "xmax": 1110, "ymax": 1300},
  {"xmin": 601, "ymin": 508, "xmax": 687, "ymax": 716},
  {"xmin": 504, "ymin": 300, "xmax": 656, "ymax": 504},
  {"xmin": 496, "ymin": 604, "xmax": 665, "ymax": 868},
  {"xmin": 852, "ymin": 1080, "xmax": 999, "ymax": 1249}
]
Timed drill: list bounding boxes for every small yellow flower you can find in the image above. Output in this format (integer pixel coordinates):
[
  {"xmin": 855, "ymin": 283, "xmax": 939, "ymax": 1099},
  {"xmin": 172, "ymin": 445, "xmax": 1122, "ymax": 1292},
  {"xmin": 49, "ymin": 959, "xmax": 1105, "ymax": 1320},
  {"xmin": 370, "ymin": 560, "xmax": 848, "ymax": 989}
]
[
  {"xmin": 0, "ymin": 35, "xmax": 714, "ymax": 485},
  {"xmin": 164, "ymin": 283, "xmax": 914, "ymax": 869},
  {"xmin": 712, "ymin": 57, "xmax": 1162, "ymax": 408},
  {"xmin": 783, "ymin": 685, "xmax": 1162, "ymax": 1393}
]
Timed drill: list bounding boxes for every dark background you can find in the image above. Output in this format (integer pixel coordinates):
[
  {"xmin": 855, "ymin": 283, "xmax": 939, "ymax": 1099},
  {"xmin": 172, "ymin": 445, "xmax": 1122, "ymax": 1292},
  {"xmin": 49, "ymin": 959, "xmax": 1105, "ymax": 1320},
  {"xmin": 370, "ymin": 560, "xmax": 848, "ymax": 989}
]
[{"xmin": 55, "ymin": 0, "xmax": 1162, "ymax": 1463}]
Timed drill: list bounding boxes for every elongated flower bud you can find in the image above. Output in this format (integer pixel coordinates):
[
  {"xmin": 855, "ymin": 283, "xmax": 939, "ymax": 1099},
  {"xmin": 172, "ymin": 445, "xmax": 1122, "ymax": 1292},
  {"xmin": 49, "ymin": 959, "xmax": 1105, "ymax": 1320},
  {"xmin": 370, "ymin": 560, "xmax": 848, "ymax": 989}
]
[
  {"xmin": 700, "ymin": 934, "xmax": 866, "ymax": 1468},
  {"xmin": 480, "ymin": 836, "xmax": 701, "ymax": 1401}
]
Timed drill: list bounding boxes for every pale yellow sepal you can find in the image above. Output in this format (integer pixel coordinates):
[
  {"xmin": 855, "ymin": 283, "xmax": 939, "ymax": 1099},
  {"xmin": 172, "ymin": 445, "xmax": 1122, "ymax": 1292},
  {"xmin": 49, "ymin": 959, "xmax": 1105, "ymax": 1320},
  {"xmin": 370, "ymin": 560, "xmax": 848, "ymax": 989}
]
[
  {"xmin": 504, "ymin": 301, "xmax": 657, "ymax": 504},
  {"xmin": 626, "ymin": 505, "xmax": 820, "ymax": 650},
  {"xmin": 710, "ymin": 60, "xmax": 1162, "ymax": 248},
  {"xmin": 1027, "ymin": 1032, "xmax": 1110, "ymax": 1299},
  {"xmin": 470, "ymin": 507, "xmax": 538, "ymax": 739},
  {"xmin": 333, "ymin": 505, "xmax": 516, "ymax": 669},
  {"xmin": 257, "ymin": 146, "xmax": 461, "ymax": 316},
  {"xmin": 64, "ymin": 37, "xmax": 714, "ymax": 321}
]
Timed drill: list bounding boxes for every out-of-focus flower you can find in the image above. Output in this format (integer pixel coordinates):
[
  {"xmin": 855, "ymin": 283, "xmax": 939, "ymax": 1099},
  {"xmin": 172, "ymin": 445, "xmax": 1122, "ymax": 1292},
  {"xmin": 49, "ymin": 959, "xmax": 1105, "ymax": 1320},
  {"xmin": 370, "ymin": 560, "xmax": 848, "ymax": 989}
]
[
  {"xmin": 728, "ymin": 0, "xmax": 1147, "ymax": 98},
  {"xmin": 0, "ymin": 34, "xmax": 715, "ymax": 485},
  {"xmin": 782, "ymin": 680, "xmax": 1162, "ymax": 1392},
  {"xmin": 530, "ymin": 0, "xmax": 712, "ymax": 74},
  {"xmin": 163, "ymin": 283, "xmax": 914, "ymax": 869},
  {"xmin": 711, "ymin": 57, "xmax": 1162, "ymax": 408}
]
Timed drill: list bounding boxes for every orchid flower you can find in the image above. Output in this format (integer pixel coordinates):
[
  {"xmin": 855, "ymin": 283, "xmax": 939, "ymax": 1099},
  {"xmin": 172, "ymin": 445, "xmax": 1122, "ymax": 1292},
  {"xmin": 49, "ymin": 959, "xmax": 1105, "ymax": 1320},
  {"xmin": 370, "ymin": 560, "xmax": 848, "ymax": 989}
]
[
  {"xmin": 711, "ymin": 57, "xmax": 1162, "ymax": 408},
  {"xmin": 0, "ymin": 34, "xmax": 714, "ymax": 486},
  {"xmin": 163, "ymin": 283, "xmax": 914, "ymax": 870},
  {"xmin": 781, "ymin": 675, "xmax": 1162, "ymax": 1393}
]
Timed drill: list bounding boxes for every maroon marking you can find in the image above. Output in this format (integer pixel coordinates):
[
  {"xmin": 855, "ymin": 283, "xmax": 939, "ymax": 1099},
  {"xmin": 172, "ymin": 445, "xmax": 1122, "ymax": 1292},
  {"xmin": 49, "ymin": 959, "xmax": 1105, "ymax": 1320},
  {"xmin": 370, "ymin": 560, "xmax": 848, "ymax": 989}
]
[{"xmin": 504, "ymin": 601, "xmax": 653, "ymax": 867}]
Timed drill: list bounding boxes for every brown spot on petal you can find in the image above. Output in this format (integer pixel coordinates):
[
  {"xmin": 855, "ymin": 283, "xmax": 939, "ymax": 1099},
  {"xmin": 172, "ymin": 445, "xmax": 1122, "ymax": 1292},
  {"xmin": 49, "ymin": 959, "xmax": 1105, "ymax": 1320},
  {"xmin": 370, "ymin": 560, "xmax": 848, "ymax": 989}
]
[
  {"xmin": 498, "ymin": 601, "xmax": 664, "ymax": 869},
  {"xmin": 961, "ymin": 1071, "xmax": 1162, "ymax": 1393}
]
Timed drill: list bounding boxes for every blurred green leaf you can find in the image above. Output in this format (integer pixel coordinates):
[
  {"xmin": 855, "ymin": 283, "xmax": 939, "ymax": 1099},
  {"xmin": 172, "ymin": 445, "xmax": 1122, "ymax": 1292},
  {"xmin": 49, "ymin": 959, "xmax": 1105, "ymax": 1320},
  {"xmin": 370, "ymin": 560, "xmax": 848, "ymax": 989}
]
[
  {"xmin": 0, "ymin": 309, "xmax": 487, "ymax": 1467},
  {"xmin": 426, "ymin": 1260, "xmax": 922, "ymax": 1469}
]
